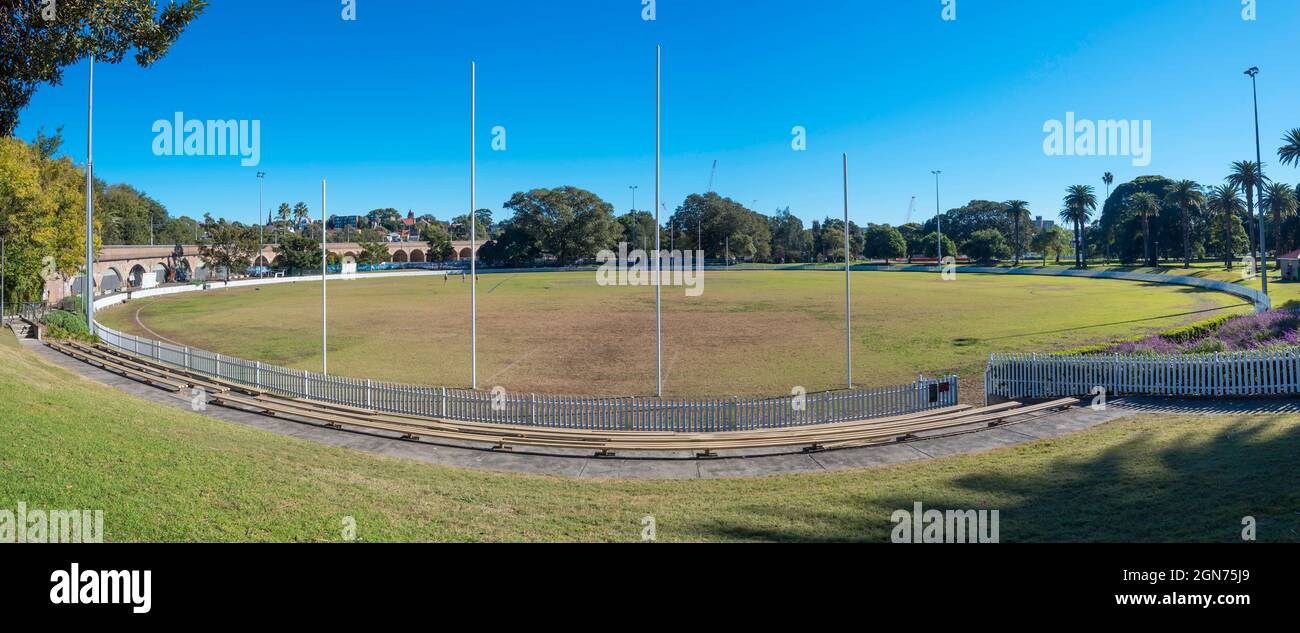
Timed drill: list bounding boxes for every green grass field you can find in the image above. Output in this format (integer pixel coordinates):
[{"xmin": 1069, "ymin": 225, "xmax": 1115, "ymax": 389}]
[
  {"xmin": 98, "ymin": 270, "xmax": 1250, "ymax": 400},
  {"xmin": 3, "ymin": 329, "xmax": 1298, "ymax": 542}
]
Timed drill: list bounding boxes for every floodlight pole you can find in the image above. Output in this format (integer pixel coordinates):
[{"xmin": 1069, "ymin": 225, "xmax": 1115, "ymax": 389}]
[
  {"xmin": 654, "ymin": 45, "xmax": 663, "ymax": 397},
  {"xmin": 322, "ymin": 179, "xmax": 328, "ymax": 374},
  {"xmin": 84, "ymin": 55, "xmax": 96, "ymax": 328},
  {"xmin": 1246, "ymin": 67, "xmax": 1269, "ymax": 298},
  {"xmin": 470, "ymin": 61, "xmax": 478, "ymax": 390}
]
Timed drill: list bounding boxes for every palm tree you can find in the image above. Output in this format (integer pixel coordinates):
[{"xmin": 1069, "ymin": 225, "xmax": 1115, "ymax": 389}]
[
  {"xmin": 1004, "ymin": 200, "xmax": 1031, "ymax": 266},
  {"xmin": 1279, "ymin": 129, "xmax": 1300, "ymax": 167},
  {"xmin": 1206, "ymin": 184, "xmax": 1244, "ymax": 269},
  {"xmin": 1226, "ymin": 160, "xmax": 1266, "ymax": 260},
  {"xmin": 1263, "ymin": 181, "xmax": 1298, "ymax": 256},
  {"xmin": 1163, "ymin": 180, "xmax": 1204, "ymax": 269},
  {"xmin": 1102, "ymin": 172, "xmax": 1114, "ymax": 200},
  {"xmin": 292, "ymin": 202, "xmax": 310, "ymax": 231},
  {"xmin": 1061, "ymin": 185, "xmax": 1098, "ymax": 268},
  {"xmin": 1127, "ymin": 192, "xmax": 1162, "ymax": 267}
]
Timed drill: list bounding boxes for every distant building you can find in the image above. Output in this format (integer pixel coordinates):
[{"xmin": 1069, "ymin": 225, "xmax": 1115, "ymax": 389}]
[
  {"xmin": 1279, "ymin": 249, "xmax": 1300, "ymax": 281},
  {"xmin": 329, "ymin": 215, "xmax": 363, "ymax": 230},
  {"xmin": 1034, "ymin": 216, "xmax": 1056, "ymax": 231}
]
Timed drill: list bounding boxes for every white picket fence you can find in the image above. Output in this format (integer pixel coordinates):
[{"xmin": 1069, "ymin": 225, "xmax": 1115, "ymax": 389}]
[
  {"xmin": 986, "ymin": 349, "xmax": 1300, "ymax": 400},
  {"xmin": 92, "ymin": 321, "xmax": 958, "ymax": 432}
]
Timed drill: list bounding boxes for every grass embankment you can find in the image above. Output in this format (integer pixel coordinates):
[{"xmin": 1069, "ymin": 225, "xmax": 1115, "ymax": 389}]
[
  {"xmin": 97, "ymin": 270, "xmax": 1249, "ymax": 400},
  {"xmin": 2, "ymin": 332, "xmax": 1298, "ymax": 542}
]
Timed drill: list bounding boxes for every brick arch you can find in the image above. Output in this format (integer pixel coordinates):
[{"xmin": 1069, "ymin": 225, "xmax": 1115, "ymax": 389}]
[
  {"xmin": 457, "ymin": 247, "xmax": 472, "ymax": 260},
  {"xmin": 100, "ymin": 267, "xmax": 125, "ymax": 293},
  {"xmin": 409, "ymin": 249, "xmax": 426, "ymax": 263},
  {"xmin": 391, "ymin": 249, "xmax": 409, "ymax": 263},
  {"xmin": 128, "ymin": 264, "xmax": 148, "ymax": 288}
]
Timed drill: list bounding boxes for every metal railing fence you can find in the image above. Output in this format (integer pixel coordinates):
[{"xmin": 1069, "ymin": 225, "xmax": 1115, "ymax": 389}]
[
  {"xmin": 93, "ymin": 321, "xmax": 958, "ymax": 432},
  {"xmin": 986, "ymin": 350, "xmax": 1300, "ymax": 400}
]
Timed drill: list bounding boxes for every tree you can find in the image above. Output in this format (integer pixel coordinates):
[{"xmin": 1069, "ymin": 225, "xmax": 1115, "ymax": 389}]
[
  {"xmin": 1279, "ymin": 129, "xmax": 1300, "ymax": 169},
  {"xmin": 767, "ymin": 208, "xmax": 811, "ymax": 263},
  {"xmin": 617, "ymin": 210, "xmax": 657, "ymax": 252},
  {"xmin": 1206, "ymin": 185, "xmax": 1246, "ymax": 269},
  {"xmin": 1163, "ymin": 180, "xmax": 1204, "ymax": 268},
  {"xmin": 2, "ymin": 1, "xmax": 207, "ymax": 136},
  {"xmin": 1126, "ymin": 192, "xmax": 1162, "ymax": 267},
  {"xmin": 504, "ymin": 186, "xmax": 621, "ymax": 265},
  {"xmin": 422, "ymin": 222, "xmax": 454, "ymax": 262},
  {"xmin": 1061, "ymin": 185, "xmax": 1097, "ymax": 268},
  {"xmin": 197, "ymin": 214, "xmax": 256, "ymax": 281},
  {"xmin": 1031, "ymin": 227, "xmax": 1072, "ymax": 265},
  {"xmin": 477, "ymin": 220, "xmax": 539, "ymax": 267},
  {"xmin": 862, "ymin": 224, "xmax": 906, "ymax": 261},
  {"xmin": 1004, "ymin": 200, "xmax": 1031, "ymax": 266},
  {"xmin": 272, "ymin": 231, "xmax": 322, "ymax": 274},
  {"xmin": 919, "ymin": 232, "xmax": 957, "ymax": 259},
  {"xmin": 921, "ymin": 200, "xmax": 1009, "ymax": 248},
  {"xmin": 1227, "ymin": 160, "xmax": 1266, "ymax": 260},
  {"xmin": 291, "ymin": 202, "xmax": 310, "ymax": 230},
  {"xmin": 1263, "ymin": 181, "xmax": 1298, "ymax": 256},
  {"xmin": 962, "ymin": 229, "xmax": 1011, "ymax": 263},
  {"xmin": 897, "ymin": 223, "xmax": 924, "ymax": 262},
  {"xmin": 451, "ymin": 209, "xmax": 492, "ymax": 240},
  {"xmin": 668, "ymin": 193, "xmax": 771, "ymax": 261},
  {"xmin": 357, "ymin": 238, "xmax": 389, "ymax": 265},
  {"xmin": 0, "ymin": 136, "xmax": 97, "ymax": 304}
]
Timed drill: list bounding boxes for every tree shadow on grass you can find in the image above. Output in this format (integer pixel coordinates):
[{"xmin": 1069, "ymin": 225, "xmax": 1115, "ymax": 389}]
[{"xmin": 694, "ymin": 416, "xmax": 1300, "ymax": 542}]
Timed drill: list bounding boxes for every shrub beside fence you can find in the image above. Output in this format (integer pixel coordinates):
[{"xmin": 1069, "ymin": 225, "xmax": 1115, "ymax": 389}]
[
  {"xmin": 986, "ymin": 350, "xmax": 1300, "ymax": 401},
  {"xmin": 93, "ymin": 322, "xmax": 958, "ymax": 432}
]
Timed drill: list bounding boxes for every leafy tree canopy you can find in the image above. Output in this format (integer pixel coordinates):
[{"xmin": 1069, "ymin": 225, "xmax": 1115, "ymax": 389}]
[{"xmin": 2, "ymin": 0, "xmax": 208, "ymax": 135}]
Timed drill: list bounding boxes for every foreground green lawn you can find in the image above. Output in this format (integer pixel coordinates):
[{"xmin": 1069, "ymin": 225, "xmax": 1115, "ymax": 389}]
[
  {"xmin": 97, "ymin": 270, "xmax": 1248, "ymax": 400},
  {"xmin": 2, "ymin": 331, "xmax": 1298, "ymax": 542}
]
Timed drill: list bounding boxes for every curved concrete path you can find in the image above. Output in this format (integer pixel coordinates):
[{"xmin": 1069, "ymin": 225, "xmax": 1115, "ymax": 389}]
[{"xmin": 27, "ymin": 337, "xmax": 1299, "ymax": 480}]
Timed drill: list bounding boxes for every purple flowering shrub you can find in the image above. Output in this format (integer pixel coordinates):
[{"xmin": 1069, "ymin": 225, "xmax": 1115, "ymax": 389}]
[{"xmin": 1102, "ymin": 311, "xmax": 1300, "ymax": 355}]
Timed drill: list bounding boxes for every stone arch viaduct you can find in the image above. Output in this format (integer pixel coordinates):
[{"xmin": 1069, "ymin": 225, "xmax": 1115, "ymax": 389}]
[{"xmin": 54, "ymin": 241, "xmax": 480, "ymax": 302}]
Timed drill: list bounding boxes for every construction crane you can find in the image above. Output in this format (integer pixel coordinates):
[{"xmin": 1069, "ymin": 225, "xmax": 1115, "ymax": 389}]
[
  {"xmin": 905, "ymin": 196, "xmax": 917, "ymax": 224},
  {"xmin": 707, "ymin": 160, "xmax": 718, "ymax": 193}
]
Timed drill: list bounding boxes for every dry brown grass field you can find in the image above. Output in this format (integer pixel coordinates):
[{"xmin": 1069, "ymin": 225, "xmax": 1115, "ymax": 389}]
[{"xmin": 96, "ymin": 269, "xmax": 1250, "ymax": 400}]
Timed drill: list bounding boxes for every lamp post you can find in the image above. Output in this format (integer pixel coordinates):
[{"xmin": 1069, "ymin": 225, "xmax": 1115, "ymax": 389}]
[
  {"xmin": 1245, "ymin": 67, "xmax": 1269, "ymax": 299},
  {"xmin": 931, "ymin": 170, "xmax": 943, "ymax": 259}
]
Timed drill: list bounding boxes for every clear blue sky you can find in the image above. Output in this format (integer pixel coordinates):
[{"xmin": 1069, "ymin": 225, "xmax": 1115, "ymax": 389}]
[{"xmin": 15, "ymin": 0, "xmax": 1300, "ymax": 228}]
